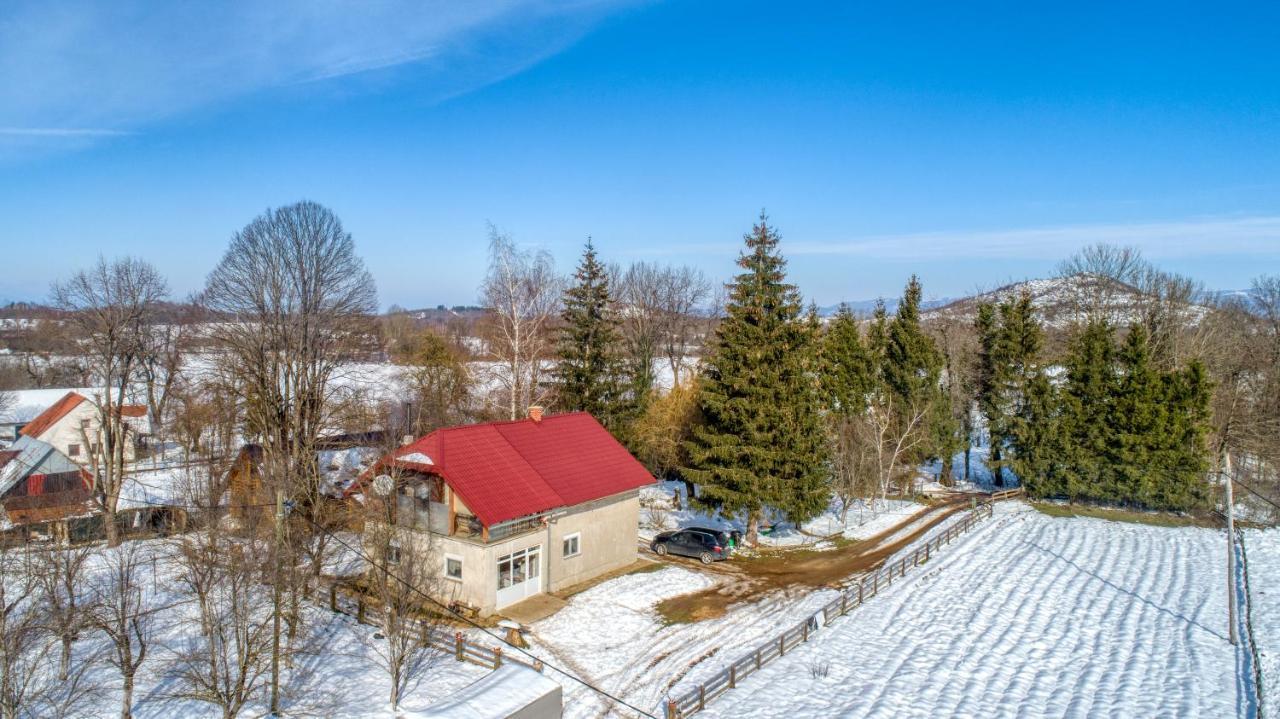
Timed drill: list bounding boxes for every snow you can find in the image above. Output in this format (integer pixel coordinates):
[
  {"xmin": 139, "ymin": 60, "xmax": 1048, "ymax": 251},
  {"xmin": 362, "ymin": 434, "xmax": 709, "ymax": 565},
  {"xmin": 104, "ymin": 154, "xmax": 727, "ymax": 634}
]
[
  {"xmin": 1243, "ymin": 528, "xmax": 1280, "ymax": 717},
  {"xmin": 697, "ymin": 502, "xmax": 1259, "ymax": 719},
  {"xmin": 1, "ymin": 537, "xmax": 489, "ymax": 718},
  {"xmin": 414, "ymin": 662, "xmax": 561, "ymax": 718},
  {"xmin": 0, "ymin": 386, "xmax": 97, "ymax": 424}
]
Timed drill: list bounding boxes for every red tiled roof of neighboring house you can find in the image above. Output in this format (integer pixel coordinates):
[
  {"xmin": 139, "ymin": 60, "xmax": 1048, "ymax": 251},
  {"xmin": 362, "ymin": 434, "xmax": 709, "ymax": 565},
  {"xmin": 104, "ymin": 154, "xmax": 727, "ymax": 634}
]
[
  {"xmin": 359, "ymin": 412, "xmax": 654, "ymax": 527},
  {"xmin": 18, "ymin": 391, "xmax": 85, "ymax": 439},
  {"xmin": 118, "ymin": 405, "xmax": 147, "ymax": 418}
]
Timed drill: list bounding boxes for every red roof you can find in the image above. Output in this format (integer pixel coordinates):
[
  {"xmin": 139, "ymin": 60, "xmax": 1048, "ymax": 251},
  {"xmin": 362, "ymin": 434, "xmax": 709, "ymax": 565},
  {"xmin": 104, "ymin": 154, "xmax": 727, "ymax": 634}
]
[
  {"xmin": 19, "ymin": 391, "xmax": 86, "ymax": 439},
  {"xmin": 363, "ymin": 412, "xmax": 654, "ymax": 527},
  {"xmin": 119, "ymin": 405, "xmax": 147, "ymax": 418}
]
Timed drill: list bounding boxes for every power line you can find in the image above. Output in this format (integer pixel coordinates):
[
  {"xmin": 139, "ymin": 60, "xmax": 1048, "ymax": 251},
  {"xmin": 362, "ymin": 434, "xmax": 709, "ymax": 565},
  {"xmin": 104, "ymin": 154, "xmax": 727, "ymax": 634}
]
[{"xmin": 297, "ymin": 513, "xmax": 659, "ymax": 719}]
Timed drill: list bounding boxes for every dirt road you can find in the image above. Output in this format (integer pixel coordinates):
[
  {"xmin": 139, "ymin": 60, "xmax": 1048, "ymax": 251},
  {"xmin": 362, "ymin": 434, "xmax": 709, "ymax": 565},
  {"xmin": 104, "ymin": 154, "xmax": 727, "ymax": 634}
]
[{"xmin": 655, "ymin": 495, "xmax": 976, "ymax": 622}]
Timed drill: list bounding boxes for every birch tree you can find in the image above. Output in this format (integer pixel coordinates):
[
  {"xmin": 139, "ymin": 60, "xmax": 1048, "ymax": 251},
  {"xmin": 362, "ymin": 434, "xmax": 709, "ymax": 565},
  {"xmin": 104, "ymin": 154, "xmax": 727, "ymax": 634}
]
[{"xmin": 478, "ymin": 227, "xmax": 559, "ymax": 420}]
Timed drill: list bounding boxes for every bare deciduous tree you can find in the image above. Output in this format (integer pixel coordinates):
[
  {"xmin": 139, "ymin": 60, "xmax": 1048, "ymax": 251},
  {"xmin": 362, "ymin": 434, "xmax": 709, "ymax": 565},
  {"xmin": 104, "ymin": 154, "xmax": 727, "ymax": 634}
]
[
  {"xmin": 0, "ymin": 548, "xmax": 46, "ymax": 719},
  {"xmin": 169, "ymin": 533, "xmax": 275, "ymax": 719},
  {"xmin": 35, "ymin": 544, "xmax": 94, "ymax": 682},
  {"xmin": 92, "ymin": 544, "xmax": 150, "ymax": 719},
  {"xmin": 53, "ymin": 257, "xmax": 168, "ymax": 546},
  {"xmin": 479, "ymin": 226, "xmax": 560, "ymax": 420},
  {"xmin": 360, "ymin": 490, "xmax": 441, "ymax": 713}
]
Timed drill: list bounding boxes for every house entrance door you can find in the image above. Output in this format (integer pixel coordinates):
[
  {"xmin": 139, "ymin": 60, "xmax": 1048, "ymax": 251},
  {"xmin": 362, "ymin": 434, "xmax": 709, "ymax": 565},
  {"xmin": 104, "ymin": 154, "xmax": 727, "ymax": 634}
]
[{"xmin": 495, "ymin": 545, "xmax": 542, "ymax": 609}]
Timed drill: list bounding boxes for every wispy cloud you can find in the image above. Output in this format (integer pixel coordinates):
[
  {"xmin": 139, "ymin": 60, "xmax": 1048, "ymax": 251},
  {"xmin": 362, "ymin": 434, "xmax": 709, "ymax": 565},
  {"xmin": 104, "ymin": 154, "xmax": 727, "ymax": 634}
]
[
  {"xmin": 786, "ymin": 215, "xmax": 1280, "ymax": 260},
  {"xmin": 0, "ymin": 1, "xmax": 630, "ymax": 153}
]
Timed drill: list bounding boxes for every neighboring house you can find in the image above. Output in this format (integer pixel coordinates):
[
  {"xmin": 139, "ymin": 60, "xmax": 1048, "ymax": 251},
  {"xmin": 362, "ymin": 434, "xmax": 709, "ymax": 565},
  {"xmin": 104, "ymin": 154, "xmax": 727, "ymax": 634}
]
[
  {"xmin": 18, "ymin": 391, "xmax": 150, "ymax": 465},
  {"xmin": 226, "ymin": 431, "xmax": 384, "ymax": 521},
  {"xmin": 352, "ymin": 410, "xmax": 654, "ymax": 616},
  {"xmin": 0, "ymin": 434, "xmax": 94, "ymax": 525}
]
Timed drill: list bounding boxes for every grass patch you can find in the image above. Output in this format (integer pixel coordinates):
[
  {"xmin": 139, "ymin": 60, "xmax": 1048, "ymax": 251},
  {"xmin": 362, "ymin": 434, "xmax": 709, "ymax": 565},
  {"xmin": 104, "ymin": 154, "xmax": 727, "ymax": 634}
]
[{"xmin": 1032, "ymin": 501, "xmax": 1216, "ymax": 528}]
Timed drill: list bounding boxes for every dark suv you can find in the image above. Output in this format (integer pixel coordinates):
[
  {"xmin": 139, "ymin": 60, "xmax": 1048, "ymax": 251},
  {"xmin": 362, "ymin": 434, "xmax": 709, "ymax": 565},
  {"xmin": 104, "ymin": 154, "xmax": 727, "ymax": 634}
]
[{"xmin": 650, "ymin": 528, "xmax": 734, "ymax": 563}]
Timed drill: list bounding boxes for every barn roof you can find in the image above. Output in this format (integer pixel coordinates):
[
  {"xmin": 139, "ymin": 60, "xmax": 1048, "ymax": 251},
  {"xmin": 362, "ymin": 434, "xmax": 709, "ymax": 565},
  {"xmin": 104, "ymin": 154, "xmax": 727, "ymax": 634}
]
[
  {"xmin": 362, "ymin": 412, "xmax": 654, "ymax": 527},
  {"xmin": 18, "ymin": 391, "xmax": 86, "ymax": 439},
  {"xmin": 0, "ymin": 435, "xmax": 88, "ymax": 498}
]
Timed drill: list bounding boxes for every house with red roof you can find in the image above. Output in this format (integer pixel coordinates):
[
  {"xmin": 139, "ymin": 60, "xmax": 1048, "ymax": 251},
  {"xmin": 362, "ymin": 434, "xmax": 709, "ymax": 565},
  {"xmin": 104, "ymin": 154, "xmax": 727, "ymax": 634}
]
[
  {"xmin": 18, "ymin": 391, "xmax": 151, "ymax": 466},
  {"xmin": 352, "ymin": 408, "xmax": 654, "ymax": 615}
]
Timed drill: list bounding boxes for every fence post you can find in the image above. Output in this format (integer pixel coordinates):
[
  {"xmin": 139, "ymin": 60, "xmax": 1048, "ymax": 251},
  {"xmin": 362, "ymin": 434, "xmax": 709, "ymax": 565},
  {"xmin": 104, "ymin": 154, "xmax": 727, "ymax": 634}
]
[
  {"xmin": 699, "ymin": 685, "xmax": 706, "ymax": 711},
  {"xmin": 494, "ymin": 646, "xmax": 503, "ymax": 668},
  {"xmin": 666, "ymin": 699, "xmax": 679, "ymax": 719},
  {"xmin": 779, "ymin": 634, "xmax": 786, "ymax": 656},
  {"xmin": 803, "ymin": 620, "xmax": 809, "ymax": 642},
  {"xmin": 421, "ymin": 621, "xmax": 431, "ymax": 647},
  {"xmin": 900, "ymin": 557, "xmax": 906, "ymax": 577},
  {"xmin": 841, "ymin": 592, "xmax": 849, "ymax": 615},
  {"xmin": 925, "ymin": 542, "xmax": 930, "ymax": 563},
  {"xmin": 357, "ymin": 596, "xmax": 365, "ymax": 624},
  {"xmin": 730, "ymin": 665, "xmax": 737, "ymax": 689},
  {"xmin": 329, "ymin": 584, "xmax": 338, "ymax": 612},
  {"xmin": 455, "ymin": 632, "xmax": 464, "ymax": 662},
  {"xmin": 756, "ymin": 648, "xmax": 762, "ymax": 669},
  {"xmin": 858, "ymin": 581, "xmax": 864, "ymax": 604},
  {"xmin": 535, "ymin": 659, "xmax": 544, "ymax": 672}
]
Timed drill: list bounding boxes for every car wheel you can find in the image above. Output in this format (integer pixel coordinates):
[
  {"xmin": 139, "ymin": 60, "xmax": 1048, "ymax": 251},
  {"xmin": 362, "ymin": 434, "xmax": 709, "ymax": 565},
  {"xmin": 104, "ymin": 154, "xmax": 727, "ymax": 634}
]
[
  {"xmin": 700, "ymin": 552, "xmax": 713, "ymax": 564},
  {"xmin": 655, "ymin": 544, "xmax": 668, "ymax": 556}
]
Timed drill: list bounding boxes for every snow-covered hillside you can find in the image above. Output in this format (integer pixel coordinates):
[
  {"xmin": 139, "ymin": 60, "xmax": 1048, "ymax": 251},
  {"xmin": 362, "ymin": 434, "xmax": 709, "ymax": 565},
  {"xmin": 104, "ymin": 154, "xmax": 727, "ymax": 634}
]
[
  {"xmin": 921, "ymin": 273, "xmax": 1210, "ymax": 328},
  {"xmin": 697, "ymin": 502, "xmax": 1261, "ymax": 718}
]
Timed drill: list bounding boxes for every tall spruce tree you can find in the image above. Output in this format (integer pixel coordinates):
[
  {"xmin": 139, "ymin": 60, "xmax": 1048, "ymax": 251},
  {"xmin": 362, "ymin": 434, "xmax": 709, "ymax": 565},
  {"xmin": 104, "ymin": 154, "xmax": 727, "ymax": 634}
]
[
  {"xmin": 554, "ymin": 240, "xmax": 632, "ymax": 432},
  {"xmin": 1059, "ymin": 319, "xmax": 1120, "ymax": 502},
  {"xmin": 1008, "ymin": 371, "xmax": 1067, "ymax": 497},
  {"xmin": 975, "ymin": 292, "xmax": 1043, "ymax": 487},
  {"xmin": 684, "ymin": 214, "xmax": 829, "ymax": 542},
  {"xmin": 883, "ymin": 276, "xmax": 948, "ymax": 471},
  {"xmin": 821, "ymin": 304, "xmax": 874, "ymax": 417}
]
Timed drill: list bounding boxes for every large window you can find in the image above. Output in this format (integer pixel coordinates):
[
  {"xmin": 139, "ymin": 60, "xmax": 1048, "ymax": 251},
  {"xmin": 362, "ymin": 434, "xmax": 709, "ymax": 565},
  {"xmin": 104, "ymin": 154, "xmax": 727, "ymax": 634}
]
[
  {"xmin": 497, "ymin": 546, "xmax": 540, "ymax": 590},
  {"xmin": 395, "ymin": 476, "xmax": 444, "ymax": 531},
  {"xmin": 562, "ymin": 532, "xmax": 581, "ymax": 558}
]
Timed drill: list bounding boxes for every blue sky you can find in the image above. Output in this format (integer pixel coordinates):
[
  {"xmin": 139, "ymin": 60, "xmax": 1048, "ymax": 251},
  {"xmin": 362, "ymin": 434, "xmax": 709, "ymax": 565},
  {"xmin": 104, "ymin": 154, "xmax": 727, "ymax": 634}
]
[{"xmin": 1, "ymin": 0, "xmax": 1277, "ymax": 308}]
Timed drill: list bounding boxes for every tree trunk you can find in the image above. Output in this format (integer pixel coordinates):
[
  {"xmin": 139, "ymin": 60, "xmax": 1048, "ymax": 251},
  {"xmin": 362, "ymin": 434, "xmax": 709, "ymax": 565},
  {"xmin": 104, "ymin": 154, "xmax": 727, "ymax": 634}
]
[
  {"xmin": 60, "ymin": 635, "xmax": 72, "ymax": 681},
  {"xmin": 941, "ymin": 455, "xmax": 954, "ymax": 487},
  {"xmin": 964, "ymin": 446, "xmax": 971, "ymax": 481},
  {"xmin": 745, "ymin": 509, "xmax": 761, "ymax": 546},
  {"xmin": 120, "ymin": 673, "xmax": 134, "ymax": 719}
]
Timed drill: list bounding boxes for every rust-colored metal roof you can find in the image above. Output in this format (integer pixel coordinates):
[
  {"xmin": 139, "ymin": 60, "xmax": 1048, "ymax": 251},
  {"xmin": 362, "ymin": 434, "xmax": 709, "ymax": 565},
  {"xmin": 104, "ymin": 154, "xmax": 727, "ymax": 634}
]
[
  {"xmin": 18, "ymin": 391, "xmax": 85, "ymax": 439},
  {"xmin": 360, "ymin": 412, "xmax": 654, "ymax": 527}
]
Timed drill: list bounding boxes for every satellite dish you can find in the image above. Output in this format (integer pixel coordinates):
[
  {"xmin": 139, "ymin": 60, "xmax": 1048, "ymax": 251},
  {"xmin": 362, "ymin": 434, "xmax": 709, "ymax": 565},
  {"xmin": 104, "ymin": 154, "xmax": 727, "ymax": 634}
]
[{"xmin": 372, "ymin": 475, "xmax": 395, "ymax": 497}]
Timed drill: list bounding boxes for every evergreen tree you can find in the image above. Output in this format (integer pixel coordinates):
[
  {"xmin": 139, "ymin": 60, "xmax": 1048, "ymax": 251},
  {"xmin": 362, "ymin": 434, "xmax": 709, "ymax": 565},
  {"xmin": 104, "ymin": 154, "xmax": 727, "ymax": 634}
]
[
  {"xmin": 975, "ymin": 292, "xmax": 1043, "ymax": 487},
  {"xmin": 820, "ymin": 304, "xmax": 874, "ymax": 418},
  {"xmin": 1111, "ymin": 325, "xmax": 1162, "ymax": 505},
  {"xmin": 684, "ymin": 214, "xmax": 829, "ymax": 541},
  {"xmin": 554, "ymin": 240, "xmax": 633, "ymax": 432},
  {"xmin": 883, "ymin": 277, "xmax": 949, "ymax": 471},
  {"xmin": 1152, "ymin": 360, "xmax": 1212, "ymax": 510},
  {"xmin": 1008, "ymin": 372, "xmax": 1066, "ymax": 497},
  {"xmin": 1059, "ymin": 319, "xmax": 1119, "ymax": 502}
]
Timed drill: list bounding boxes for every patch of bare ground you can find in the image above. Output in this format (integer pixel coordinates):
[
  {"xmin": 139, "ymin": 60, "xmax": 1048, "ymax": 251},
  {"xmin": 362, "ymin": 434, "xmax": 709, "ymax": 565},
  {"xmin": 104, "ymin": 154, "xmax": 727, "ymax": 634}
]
[{"xmin": 655, "ymin": 495, "xmax": 974, "ymax": 624}]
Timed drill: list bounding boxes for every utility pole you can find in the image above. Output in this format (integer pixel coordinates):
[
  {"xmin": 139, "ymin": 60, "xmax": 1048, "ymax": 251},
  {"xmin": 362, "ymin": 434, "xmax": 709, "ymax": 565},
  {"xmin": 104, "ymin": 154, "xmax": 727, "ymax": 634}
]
[
  {"xmin": 271, "ymin": 483, "xmax": 283, "ymax": 714},
  {"xmin": 1225, "ymin": 468, "xmax": 1238, "ymax": 646}
]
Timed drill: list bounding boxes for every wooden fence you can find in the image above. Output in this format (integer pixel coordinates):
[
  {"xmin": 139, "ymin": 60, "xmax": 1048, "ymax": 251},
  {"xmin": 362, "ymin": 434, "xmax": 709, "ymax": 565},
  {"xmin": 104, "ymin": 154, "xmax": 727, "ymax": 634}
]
[
  {"xmin": 316, "ymin": 578, "xmax": 546, "ymax": 675},
  {"xmin": 665, "ymin": 498, "xmax": 1002, "ymax": 718}
]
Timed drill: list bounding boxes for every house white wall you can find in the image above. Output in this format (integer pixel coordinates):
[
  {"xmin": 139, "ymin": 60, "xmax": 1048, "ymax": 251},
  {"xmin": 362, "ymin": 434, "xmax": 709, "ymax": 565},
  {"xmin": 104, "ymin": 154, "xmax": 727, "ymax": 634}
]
[
  {"xmin": 389, "ymin": 489, "xmax": 641, "ymax": 616},
  {"xmin": 30, "ymin": 400, "xmax": 141, "ymax": 465}
]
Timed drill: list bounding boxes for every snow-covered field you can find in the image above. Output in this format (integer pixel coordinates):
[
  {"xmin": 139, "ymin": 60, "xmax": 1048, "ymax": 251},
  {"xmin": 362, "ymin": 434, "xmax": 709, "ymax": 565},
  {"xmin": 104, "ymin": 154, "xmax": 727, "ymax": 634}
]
[
  {"xmin": 0, "ymin": 538, "xmax": 489, "ymax": 718},
  {"xmin": 694, "ymin": 502, "xmax": 1260, "ymax": 718},
  {"xmin": 1244, "ymin": 528, "xmax": 1280, "ymax": 718}
]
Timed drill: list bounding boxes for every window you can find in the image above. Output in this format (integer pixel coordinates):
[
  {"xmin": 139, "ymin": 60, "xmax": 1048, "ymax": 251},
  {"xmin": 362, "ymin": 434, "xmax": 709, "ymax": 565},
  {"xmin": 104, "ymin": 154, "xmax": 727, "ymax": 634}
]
[
  {"xmin": 67, "ymin": 443, "xmax": 80, "ymax": 457},
  {"xmin": 496, "ymin": 546, "xmax": 540, "ymax": 590},
  {"xmin": 445, "ymin": 555, "xmax": 463, "ymax": 582},
  {"xmin": 562, "ymin": 532, "xmax": 581, "ymax": 558}
]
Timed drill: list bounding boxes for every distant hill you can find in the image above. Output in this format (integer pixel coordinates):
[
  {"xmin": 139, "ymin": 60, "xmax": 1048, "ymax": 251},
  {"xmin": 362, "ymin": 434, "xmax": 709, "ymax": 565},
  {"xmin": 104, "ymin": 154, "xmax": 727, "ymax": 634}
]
[
  {"xmin": 818, "ymin": 296, "xmax": 955, "ymax": 317},
  {"xmin": 919, "ymin": 273, "xmax": 1213, "ymax": 328}
]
